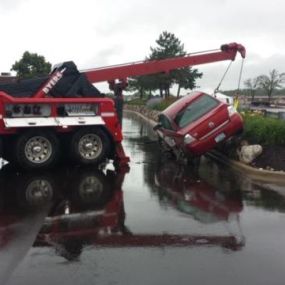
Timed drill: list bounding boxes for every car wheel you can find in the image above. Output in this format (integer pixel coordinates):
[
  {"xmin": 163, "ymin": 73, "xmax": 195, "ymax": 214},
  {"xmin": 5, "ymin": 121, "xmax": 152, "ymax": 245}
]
[
  {"xmin": 70, "ymin": 128, "xmax": 110, "ymax": 165},
  {"xmin": 15, "ymin": 130, "xmax": 60, "ymax": 169}
]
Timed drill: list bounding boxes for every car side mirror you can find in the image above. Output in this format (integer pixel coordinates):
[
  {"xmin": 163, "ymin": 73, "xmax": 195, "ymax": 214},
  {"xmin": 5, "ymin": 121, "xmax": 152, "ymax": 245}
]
[{"xmin": 153, "ymin": 123, "xmax": 162, "ymax": 131}]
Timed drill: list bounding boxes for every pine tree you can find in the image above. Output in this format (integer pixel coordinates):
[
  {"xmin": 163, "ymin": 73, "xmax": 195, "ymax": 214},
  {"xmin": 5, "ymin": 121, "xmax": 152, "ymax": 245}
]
[{"xmin": 131, "ymin": 31, "xmax": 202, "ymax": 98}]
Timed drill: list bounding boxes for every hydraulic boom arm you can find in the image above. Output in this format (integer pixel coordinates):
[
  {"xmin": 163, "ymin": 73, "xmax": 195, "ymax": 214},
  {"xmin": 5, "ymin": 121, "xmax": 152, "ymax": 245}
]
[
  {"xmin": 1, "ymin": 42, "xmax": 245, "ymax": 99},
  {"xmin": 83, "ymin": 43, "xmax": 246, "ymax": 84}
]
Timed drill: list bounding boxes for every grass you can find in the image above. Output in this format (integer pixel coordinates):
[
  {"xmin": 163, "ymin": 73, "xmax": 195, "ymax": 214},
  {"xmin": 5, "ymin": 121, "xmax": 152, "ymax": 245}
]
[
  {"xmin": 126, "ymin": 98, "xmax": 147, "ymax": 106},
  {"xmin": 151, "ymin": 97, "xmax": 178, "ymax": 111}
]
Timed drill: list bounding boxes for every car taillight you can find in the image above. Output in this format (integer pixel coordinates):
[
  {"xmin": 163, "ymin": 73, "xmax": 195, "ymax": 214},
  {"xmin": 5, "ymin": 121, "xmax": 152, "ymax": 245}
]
[
  {"xmin": 227, "ymin": 105, "xmax": 237, "ymax": 117},
  {"xmin": 184, "ymin": 134, "xmax": 196, "ymax": 145}
]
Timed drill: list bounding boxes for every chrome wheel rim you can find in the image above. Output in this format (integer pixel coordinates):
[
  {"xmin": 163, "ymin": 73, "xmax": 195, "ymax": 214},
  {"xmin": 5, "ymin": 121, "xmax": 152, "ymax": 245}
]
[
  {"xmin": 25, "ymin": 179, "xmax": 53, "ymax": 206},
  {"xmin": 25, "ymin": 136, "xmax": 52, "ymax": 164},
  {"xmin": 78, "ymin": 134, "xmax": 102, "ymax": 160}
]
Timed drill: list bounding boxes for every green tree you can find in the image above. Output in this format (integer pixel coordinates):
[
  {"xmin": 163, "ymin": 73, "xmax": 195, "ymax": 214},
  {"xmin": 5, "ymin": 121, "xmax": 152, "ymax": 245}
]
[
  {"xmin": 11, "ymin": 51, "xmax": 52, "ymax": 79},
  {"xmin": 149, "ymin": 31, "xmax": 202, "ymax": 97},
  {"xmin": 148, "ymin": 31, "xmax": 202, "ymax": 97},
  {"xmin": 128, "ymin": 75, "xmax": 156, "ymax": 99},
  {"xmin": 130, "ymin": 31, "xmax": 202, "ymax": 98},
  {"xmin": 257, "ymin": 69, "xmax": 285, "ymax": 103},
  {"xmin": 174, "ymin": 68, "xmax": 202, "ymax": 97}
]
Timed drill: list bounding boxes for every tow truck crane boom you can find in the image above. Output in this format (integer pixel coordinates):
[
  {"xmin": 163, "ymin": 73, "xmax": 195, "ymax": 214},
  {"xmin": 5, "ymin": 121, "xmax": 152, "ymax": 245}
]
[
  {"xmin": 83, "ymin": 42, "xmax": 246, "ymax": 84},
  {"xmin": 30, "ymin": 43, "xmax": 245, "ymax": 99}
]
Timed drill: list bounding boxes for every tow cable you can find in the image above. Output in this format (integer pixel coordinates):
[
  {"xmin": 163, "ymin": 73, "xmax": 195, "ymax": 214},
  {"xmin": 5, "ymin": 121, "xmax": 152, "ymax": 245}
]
[
  {"xmin": 214, "ymin": 60, "xmax": 233, "ymax": 94},
  {"xmin": 214, "ymin": 57, "xmax": 245, "ymax": 96}
]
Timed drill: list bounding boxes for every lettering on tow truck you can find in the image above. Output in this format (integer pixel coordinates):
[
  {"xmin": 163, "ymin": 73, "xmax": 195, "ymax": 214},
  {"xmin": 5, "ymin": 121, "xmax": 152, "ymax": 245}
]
[{"xmin": 42, "ymin": 68, "xmax": 66, "ymax": 94}]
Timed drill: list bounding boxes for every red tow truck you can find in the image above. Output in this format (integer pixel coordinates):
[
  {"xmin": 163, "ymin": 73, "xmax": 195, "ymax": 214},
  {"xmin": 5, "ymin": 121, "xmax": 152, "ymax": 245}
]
[{"xmin": 0, "ymin": 43, "xmax": 245, "ymax": 169}]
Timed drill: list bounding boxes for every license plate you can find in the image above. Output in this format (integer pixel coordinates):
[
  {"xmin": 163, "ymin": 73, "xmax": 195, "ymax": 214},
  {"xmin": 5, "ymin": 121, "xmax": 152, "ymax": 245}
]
[
  {"xmin": 215, "ymin": 132, "xmax": 226, "ymax": 143},
  {"xmin": 64, "ymin": 104, "xmax": 97, "ymax": 116}
]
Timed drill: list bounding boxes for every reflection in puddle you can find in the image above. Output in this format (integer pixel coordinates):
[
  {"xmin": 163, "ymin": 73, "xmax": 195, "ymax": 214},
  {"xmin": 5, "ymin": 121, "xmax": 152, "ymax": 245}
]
[
  {"xmin": 0, "ymin": 159, "xmax": 246, "ymax": 278},
  {"xmin": 154, "ymin": 159, "xmax": 243, "ymax": 223},
  {"xmin": 1, "ymin": 114, "xmax": 285, "ymax": 285}
]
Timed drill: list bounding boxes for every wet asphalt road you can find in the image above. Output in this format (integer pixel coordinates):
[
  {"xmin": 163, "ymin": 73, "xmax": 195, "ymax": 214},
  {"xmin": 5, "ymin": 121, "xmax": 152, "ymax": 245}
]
[{"xmin": 1, "ymin": 112, "xmax": 285, "ymax": 285}]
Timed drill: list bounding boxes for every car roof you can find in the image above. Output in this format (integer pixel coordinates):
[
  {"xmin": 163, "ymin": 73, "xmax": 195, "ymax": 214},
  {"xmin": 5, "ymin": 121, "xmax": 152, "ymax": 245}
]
[{"xmin": 162, "ymin": 91, "xmax": 205, "ymax": 120}]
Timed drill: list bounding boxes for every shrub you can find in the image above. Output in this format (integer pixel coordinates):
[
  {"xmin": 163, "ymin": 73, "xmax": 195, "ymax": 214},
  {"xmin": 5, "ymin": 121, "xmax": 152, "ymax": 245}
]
[
  {"xmin": 242, "ymin": 113, "xmax": 285, "ymax": 145},
  {"xmin": 151, "ymin": 97, "xmax": 177, "ymax": 111}
]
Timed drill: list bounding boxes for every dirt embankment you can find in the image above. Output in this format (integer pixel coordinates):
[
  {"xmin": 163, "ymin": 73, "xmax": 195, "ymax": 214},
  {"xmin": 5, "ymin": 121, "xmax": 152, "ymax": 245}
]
[{"xmin": 252, "ymin": 145, "xmax": 285, "ymax": 171}]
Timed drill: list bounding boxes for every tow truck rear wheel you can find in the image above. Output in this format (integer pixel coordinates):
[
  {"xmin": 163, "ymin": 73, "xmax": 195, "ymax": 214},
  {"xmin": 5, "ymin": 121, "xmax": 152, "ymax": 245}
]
[
  {"xmin": 15, "ymin": 130, "xmax": 60, "ymax": 170},
  {"xmin": 70, "ymin": 127, "xmax": 110, "ymax": 165}
]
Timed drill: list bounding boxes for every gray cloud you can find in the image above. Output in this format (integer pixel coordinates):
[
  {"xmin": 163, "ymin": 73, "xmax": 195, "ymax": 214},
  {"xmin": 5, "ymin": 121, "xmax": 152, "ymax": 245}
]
[
  {"xmin": 0, "ymin": 0, "xmax": 285, "ymax": 93},
  {"xmin": 0, "ymin": 0, "xmax": 25, "ymax": 11},
  {"xmin": 196, "ymin": 53, "xmax": 285, "ymax": 92},
  {"xmin": 81, "ymin": 45, "xmax": 124, "ymax": 69}
]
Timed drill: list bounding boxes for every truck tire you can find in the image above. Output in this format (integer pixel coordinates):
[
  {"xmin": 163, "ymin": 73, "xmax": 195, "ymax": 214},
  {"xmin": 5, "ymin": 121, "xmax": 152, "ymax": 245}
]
[
  {"xmin": 70, "ymin": 127, "xmax": 110, "ymax": 165},
  {"xmin": 15, "ymin": 130, "xmax": 60, "ymax": 169}
]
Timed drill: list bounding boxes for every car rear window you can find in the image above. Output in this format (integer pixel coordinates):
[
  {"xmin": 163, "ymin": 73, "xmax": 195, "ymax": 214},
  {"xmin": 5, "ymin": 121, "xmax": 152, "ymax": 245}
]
[{"xmin": 174, "ymin": 94, "xmax": 219, "ymax": 128}]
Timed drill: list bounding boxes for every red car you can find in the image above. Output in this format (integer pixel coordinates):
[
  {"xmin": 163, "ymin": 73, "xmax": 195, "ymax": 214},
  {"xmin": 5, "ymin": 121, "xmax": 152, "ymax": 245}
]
[{"xmin": 155, "ymin": 91, "xmax": 243, "ymax": 157}]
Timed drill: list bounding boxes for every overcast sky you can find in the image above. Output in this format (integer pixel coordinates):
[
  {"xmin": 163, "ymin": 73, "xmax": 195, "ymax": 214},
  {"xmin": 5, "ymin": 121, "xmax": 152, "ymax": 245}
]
[{"xmin": 1, "ymin": 0, "xmax": 284, "ymax": 94}]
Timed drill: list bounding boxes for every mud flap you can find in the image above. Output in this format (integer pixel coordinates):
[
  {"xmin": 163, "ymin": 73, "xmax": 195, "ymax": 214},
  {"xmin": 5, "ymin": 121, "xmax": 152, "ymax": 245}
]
[{"xmin": 114, "ymin": 142, "xmax": 130, "ymax": 170}]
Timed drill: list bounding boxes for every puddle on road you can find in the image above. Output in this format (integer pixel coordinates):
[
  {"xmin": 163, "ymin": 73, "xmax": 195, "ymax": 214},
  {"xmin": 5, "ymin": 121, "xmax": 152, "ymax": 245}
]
[{"xmin": 0, "ymin": 113, "xmax": 285, "ymax": 285}]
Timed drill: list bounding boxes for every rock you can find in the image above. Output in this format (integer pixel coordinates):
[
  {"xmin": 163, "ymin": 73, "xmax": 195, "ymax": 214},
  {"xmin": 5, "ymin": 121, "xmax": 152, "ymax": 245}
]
[{"xmin": 237, "ymin": 144, "xmax": 263, "ymax": 164}]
